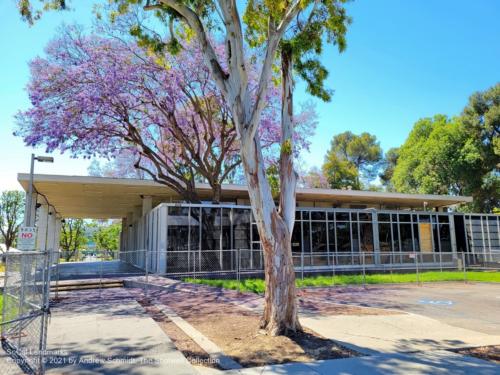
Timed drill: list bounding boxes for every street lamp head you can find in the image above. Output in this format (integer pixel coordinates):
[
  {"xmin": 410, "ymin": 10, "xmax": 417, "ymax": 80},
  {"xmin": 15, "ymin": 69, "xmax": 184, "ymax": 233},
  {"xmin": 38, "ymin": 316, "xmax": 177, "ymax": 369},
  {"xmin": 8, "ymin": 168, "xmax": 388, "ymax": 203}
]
[{"xmin": 35, "ymin": 156, "xmax": 54, "ymax": 163}]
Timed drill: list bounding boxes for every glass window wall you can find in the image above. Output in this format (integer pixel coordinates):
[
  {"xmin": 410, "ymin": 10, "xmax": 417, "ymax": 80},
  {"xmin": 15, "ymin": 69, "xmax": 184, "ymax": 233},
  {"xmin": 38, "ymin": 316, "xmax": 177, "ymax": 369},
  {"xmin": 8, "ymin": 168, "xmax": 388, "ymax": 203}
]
[{"xmin": 160, "ymin": 204, "xmax": 494, "ymax": 273}]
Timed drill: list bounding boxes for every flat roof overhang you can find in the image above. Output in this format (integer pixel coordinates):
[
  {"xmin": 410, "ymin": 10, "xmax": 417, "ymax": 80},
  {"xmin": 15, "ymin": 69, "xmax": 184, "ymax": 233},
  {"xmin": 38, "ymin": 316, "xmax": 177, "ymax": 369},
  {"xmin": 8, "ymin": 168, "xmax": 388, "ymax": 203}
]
[{"xmin": 17, "ymin": 174, "xmax": 473, "ymax": 219}]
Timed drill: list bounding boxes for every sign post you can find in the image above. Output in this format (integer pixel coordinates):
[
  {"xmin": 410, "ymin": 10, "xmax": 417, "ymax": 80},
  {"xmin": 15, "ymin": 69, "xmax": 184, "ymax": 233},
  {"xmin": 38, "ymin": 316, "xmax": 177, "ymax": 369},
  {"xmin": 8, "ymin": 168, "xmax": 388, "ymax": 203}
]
[{"xmin": 17, "ymin": 227, "xmax": 37, "ymax": 251}]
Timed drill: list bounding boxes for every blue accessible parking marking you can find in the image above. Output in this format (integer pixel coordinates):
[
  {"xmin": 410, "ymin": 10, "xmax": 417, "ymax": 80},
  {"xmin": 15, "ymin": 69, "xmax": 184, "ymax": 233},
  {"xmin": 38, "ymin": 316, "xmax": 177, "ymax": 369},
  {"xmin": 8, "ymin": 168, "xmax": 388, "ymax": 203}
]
[{"xmin": 418, "ymin": 299, "xmax": 454, "ymax": 306}]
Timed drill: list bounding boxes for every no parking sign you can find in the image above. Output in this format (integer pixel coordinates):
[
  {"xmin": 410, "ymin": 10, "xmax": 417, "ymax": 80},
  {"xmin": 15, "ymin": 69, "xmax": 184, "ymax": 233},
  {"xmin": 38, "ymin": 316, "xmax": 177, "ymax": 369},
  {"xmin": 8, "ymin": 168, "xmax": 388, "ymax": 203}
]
[{"xmin": 17, "ymin": 226, "xmax": 37, "ymax": 250}]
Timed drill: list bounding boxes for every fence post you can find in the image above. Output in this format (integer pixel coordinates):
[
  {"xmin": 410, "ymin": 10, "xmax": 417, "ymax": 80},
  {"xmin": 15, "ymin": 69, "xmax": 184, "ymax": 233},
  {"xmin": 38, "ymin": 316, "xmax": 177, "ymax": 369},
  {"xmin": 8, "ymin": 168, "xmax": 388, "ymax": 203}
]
[
  {"xmin": 439, "ymin": 251, "xmax": 443, "ymax": 273},
  {"xmin": 362, "ymin": 252, "xmax": 366, "ymax": 288},
  {"xmin": 99, "ymin": 250, "xmax": 103, "ymax": 292},
  {"xmin": 301, "ymin": 251, "xmax": 304, "ymax": 280},
  {"xmin": 390, "ymin": 252, "xmax": 393, "ymax": 283},
  {"xmin": 1, "ymin": 254, "xmax": 8, "ymax": 338},
  {"xmin": 193, "ymin": 249, "xmax": 197, "ymax": 280},
  {"xmin": 331, "ymin": 253, "xmax": 335, "ymax": 287},
  {"xmin": 145, "ymin": 249, "xmax": 149, "ymax": 298},
  {"xmin": 18, "ymin": 254, "xmax": 27, "ymax": 349},
  {"xmin": 55, "ymin": 251, "xmax": 60, "ymax": 300},
  {"xmin": 237, "ymin": 249, "xmax": 241, "ymax": 293},
  {"xmin": 39, "ymin": 249, "xmax": 51, "ymax": 374},
  {"xmin": 462, "ymin": 252, "xmax": 467, "ymax": 283},
  {"xmin": 415, "ymin": 252, "xmax": 420, "ymax": 285}
]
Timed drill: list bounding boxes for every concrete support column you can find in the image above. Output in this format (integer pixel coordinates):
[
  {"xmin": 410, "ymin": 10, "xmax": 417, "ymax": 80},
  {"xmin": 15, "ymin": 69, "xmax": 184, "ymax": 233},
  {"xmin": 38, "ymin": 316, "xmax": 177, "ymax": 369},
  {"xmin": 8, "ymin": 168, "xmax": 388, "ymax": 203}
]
[
  {"xmin": 120, "ymin": 217, "xmax": 127, "ymax": 261},
  {"xmin": 46, "ymin": 208, "xmax": 56, "ymax": 251},
  {"xmin": 132, "ymin": 206, "xmax": 142, "ymax": 265},
  {"xmin": 449, "ymin": 214, "xmax": 458, "ymax": 259},
  {"xmin": 36, "ymin": 204, "xmax": 49, "ymax": 252},
  {"xmin": 158, "ymin": 206, "xmax": 167, "ymax": 274},
  {"xmin": 52, "ymin": 216, "xmax": 62, "ymax": 263},
  {"xmin": 126, "ymin": 212, "xmax": 134, "ymax": 263},
  {"xmin": 142, "ymin": 196, "xmax": 153, "ymax": 216},
  {"xmin": 24, "ymin": 192, "xmax": 37, "ymax": 227}
]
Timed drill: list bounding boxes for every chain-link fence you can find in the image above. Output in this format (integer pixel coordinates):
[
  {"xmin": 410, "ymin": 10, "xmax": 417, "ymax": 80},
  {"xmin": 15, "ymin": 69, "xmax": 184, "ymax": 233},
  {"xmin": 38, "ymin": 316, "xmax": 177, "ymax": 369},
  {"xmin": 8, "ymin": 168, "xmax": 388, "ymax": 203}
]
[
  {"xmin": 1, "ymin": 251, "xmax": 53, "ymax": 375},
  {"xmin": 114, "ymin": 248, "xmax": 499, "ymax": 286},
  {"xmin": 44, "ymin": 248, "xmax": 500, "ymax": 301}
]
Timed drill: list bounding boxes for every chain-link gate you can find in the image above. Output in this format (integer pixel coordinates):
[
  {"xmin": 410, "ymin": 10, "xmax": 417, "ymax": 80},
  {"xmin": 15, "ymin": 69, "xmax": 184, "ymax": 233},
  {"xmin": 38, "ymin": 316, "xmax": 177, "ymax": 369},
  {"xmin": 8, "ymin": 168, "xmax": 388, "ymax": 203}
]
[{"xmin": 1, "ymin": 250, "xmax": 53, "ymax": 375}]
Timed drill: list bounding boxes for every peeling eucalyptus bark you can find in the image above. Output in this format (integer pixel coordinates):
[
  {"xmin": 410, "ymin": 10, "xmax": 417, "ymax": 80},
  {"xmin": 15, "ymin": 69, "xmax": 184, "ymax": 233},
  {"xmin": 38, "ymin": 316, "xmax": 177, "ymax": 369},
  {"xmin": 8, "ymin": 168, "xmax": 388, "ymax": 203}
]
[
  {"xmin": 260, "ymin": 47, "xmax": 301, "ymax": 334},
  {"xmin": 239, "ymin": 48, "xmax": 301, "ymax": 334}
]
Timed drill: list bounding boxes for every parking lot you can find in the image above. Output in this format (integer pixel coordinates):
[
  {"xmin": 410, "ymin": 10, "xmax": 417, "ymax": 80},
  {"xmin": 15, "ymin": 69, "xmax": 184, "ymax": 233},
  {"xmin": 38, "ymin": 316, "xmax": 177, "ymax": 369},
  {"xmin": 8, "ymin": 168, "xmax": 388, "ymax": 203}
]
[{"xmin": 299, "ymin": 281, "xmax": 500, "ymax": 335}]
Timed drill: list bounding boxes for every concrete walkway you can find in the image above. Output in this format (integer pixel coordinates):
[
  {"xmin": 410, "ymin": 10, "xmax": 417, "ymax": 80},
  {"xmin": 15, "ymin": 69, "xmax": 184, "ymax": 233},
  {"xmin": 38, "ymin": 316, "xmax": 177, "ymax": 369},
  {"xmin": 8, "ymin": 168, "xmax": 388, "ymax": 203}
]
[
  {"xmin": 220, "ymin": 350, "xmax": 500, "ymax": 375},
  {"xmin": 46, "ymin": 289, "xmax": 197, "ymax": 375},
  {"xmin": 301, "ymin": 313, "xmax": 500, "ymax": 355}
]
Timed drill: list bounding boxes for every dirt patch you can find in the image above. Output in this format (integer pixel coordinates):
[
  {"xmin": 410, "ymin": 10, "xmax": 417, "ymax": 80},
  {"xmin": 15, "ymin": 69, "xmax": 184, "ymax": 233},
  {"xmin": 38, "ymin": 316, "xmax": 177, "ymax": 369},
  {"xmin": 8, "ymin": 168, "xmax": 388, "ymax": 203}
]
[
  {"xmin": 166, "ymin": 299, "xmax": 358, "ymax": 368},
  {"xmin": 299, "ymin": 297, "xmax": 401, "ymax": 316},
  {"xmin": 456, "ymin": 345, "xmax": 500, "ymax": 364},
  {"xmin": 138, "ymin": 299, "xmax": 222, "ymax": 369},
  {"xmin": 297, "ymin": 289, "xmax": 402, "ymax": 316}
]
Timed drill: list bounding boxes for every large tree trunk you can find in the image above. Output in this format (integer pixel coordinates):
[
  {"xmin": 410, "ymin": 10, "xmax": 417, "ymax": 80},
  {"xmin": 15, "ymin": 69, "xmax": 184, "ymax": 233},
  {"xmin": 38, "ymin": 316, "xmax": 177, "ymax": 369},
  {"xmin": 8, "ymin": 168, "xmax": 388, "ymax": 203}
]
[
  {"xmin": 241, "ymin": 136, "xmax": 300, "ymax": 336},
  {"xmin": 238, "ymin": 46, "xmax": 301, "ymax": 337},
  {"xmin": 148, "ymin": 0, "xmax": 305, "ymax": 337},
  {"xmin": 240, "ymin": 99, "xmax": 301, "ymax": 336}
]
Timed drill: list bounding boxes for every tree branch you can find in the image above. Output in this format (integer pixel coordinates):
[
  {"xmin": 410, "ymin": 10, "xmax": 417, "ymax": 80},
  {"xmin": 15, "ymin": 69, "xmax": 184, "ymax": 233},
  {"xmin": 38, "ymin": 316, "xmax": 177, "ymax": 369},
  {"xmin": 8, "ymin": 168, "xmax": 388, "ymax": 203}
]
[{"xmin": 148, "ymin": 0, "xmax": 230, "ymax": 96}]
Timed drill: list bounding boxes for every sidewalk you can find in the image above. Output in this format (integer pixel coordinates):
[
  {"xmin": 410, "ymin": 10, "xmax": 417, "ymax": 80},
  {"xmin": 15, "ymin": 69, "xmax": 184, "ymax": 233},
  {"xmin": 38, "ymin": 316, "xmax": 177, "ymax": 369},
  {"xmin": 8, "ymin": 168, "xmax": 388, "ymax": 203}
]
[
  {"xmin": 220, "ymin": 350, "xmax": 500, "ymax": 375},
  {"xmin": 46, "ymin": 288, "xmax": 197, "ymax": 375},
  {"xmin": 300, "ymin": 313, "xmax": 500, "ymax": 355}
]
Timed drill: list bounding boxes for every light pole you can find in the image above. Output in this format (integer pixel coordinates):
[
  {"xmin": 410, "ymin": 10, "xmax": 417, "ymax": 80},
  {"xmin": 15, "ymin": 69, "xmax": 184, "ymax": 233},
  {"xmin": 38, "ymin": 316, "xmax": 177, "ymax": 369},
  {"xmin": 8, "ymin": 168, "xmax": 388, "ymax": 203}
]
[{"xmin": 24, "ymin": 153, "xmax": 54, "ymax": 227}]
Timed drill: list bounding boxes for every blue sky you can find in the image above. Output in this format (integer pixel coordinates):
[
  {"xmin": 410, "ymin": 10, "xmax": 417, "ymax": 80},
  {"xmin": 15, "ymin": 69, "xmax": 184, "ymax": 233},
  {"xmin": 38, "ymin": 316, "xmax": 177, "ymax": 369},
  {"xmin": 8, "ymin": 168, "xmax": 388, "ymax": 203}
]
[{"xmin": 1, "ymin": 0, "xmax": 499, "ymax": 191}]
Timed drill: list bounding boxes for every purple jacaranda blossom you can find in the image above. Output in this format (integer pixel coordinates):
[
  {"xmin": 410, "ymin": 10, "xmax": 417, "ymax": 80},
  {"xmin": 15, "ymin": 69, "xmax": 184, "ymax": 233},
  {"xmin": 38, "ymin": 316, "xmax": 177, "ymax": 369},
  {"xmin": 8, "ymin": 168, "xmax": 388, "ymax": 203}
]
[{"xmin": 15, "ymin": 27, "xmax": 317, "ymax": 201}]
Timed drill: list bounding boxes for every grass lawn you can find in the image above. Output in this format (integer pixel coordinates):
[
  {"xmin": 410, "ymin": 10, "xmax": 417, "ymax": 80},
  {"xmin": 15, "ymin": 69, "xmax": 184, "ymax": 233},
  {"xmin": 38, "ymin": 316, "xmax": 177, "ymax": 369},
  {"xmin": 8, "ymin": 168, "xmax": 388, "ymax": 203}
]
[{"xmin": 184, "ymin": 271, "xmax": 500, "ymax": 294}]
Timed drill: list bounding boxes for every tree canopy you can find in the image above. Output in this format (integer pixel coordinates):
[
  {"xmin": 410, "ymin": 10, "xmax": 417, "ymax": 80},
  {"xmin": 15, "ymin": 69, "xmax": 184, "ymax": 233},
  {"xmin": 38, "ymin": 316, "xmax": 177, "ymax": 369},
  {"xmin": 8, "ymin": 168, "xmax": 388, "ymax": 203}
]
[
  {"xmin": 322, "ymin": 131, "xmax": 383, "ymax": 190},
  {"xmin": 92, "ymin": 221, "xmax": 121, "ymax": 259},
  {"xmin": 16, "ymin": 26, "xmax": 316, "ymax": 202},
  {"xmin": 60, "ymin": 218, "xmax": 88, "ymax": 261},
  {"xmin": 0, "ymin": 191, "xmax": 25, "ymax": 251},
  {"xmin": 379, "ymin": 147, "xmax": 399, "ymax": 191},
  {"xmin": 391, "ymin": 82, "xmax": 500, "ymax": 213}
]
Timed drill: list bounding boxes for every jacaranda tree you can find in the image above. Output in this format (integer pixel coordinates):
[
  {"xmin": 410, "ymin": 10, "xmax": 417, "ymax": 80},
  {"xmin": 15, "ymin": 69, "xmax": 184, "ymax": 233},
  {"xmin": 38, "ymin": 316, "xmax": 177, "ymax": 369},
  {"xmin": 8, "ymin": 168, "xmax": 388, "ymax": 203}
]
[{"xmin": 16, "ymin": 27, "xmax": 316, "ymax": 203}]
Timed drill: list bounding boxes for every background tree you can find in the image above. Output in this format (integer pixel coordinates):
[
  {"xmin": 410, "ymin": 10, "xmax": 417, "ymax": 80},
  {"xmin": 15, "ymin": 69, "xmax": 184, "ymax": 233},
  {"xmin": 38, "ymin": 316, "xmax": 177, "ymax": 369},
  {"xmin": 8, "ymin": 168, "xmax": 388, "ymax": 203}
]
[
  {"xmin": 379, "ymin": 147, "xmax": 399, "ymax": 191},
  {"xmin": 460, "ymin": 83, "xmax": 500, "ymax": 211},
  {"xmin": 88, "ymin": 150, "xmax": 147, "ymax": 179},
  {"xmin": 0, "ymin": 191, "xmax": 25, "ymax": 252},
  {"xmin": 301, "ymin": 167, "xmax": 329, "ymax": 189},
  {"xmin": 15, "ymin": 0, "xmax": 350, "ymax": 336},
  {"xmin": 60, "ymin": 219, "xmax": 88, "ymax": 261},
  {"xmin": 391, "ymin": 108, "xmax": 499, "ymax": 212},
  {"xmin": 92, "ymin": 221, "xmax": 121, "ymax": 259},
  {"xmin": 461, "ymin": 83, "xmax": 500, "ymax": 160},
  {"xmin": 322, "ymin": 131, "xmax": 383, "ymax": 190}
]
